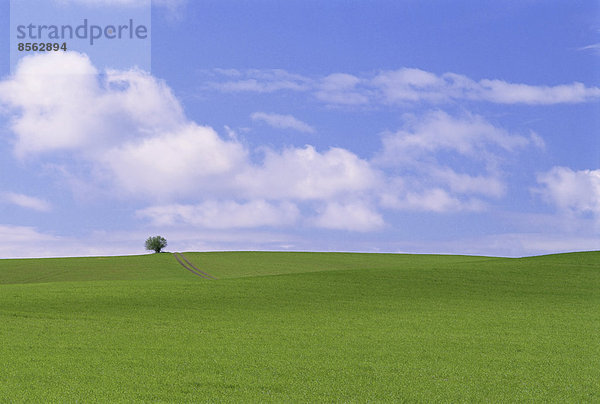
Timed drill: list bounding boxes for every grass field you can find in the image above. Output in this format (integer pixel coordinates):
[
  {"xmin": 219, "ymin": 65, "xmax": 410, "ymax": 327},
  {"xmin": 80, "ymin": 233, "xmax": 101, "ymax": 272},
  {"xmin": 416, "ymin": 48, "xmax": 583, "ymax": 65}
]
[{"xmin": 0, "ymin": 251, "xmax": 598, "ymax": 402}]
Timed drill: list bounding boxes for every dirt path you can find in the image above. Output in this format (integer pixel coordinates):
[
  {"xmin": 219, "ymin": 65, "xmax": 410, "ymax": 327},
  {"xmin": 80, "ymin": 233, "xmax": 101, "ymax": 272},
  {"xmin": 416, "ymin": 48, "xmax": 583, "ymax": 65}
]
[{"xmin": 173, "ymin": 253, "xmax": 217, "ymax": 280}]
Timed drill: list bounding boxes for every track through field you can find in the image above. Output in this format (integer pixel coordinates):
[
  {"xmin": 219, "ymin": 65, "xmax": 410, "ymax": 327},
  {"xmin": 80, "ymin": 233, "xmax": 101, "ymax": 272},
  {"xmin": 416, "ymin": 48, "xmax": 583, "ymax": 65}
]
[{"xmin": 173, "ymin": 252, "xmax": 216, "ymax": 279}]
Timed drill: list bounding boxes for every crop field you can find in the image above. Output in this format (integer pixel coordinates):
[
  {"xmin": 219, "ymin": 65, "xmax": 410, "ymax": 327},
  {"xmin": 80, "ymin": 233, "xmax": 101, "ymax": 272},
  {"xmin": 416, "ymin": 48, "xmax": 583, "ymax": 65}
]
[{"xmin": 0, "ymin": 251, "xmax": 598, "ymax": 402}]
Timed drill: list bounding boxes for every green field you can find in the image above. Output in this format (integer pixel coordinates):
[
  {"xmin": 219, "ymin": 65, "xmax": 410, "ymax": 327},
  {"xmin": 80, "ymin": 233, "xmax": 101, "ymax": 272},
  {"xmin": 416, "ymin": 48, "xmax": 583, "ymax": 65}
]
[{"xmin": 0, "ymin": 251, "xmax": 598, "ymax": 402}]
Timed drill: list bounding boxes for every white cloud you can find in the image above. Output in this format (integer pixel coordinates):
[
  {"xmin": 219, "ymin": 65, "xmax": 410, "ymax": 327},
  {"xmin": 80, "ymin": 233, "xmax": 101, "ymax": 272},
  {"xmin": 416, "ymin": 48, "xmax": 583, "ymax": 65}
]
[
  {"xmin": 2, "ymin": 193, "xmax": 52, "ymax": 212},
  {"xmin": 207, "ymin": 67, "xmax": 600, "ymax": 106},
  {"xmin": 100, "ymin": 123, "xmax": 247, "ymax": 197},
  {"xmin": 103, "ymin": 68, "xmax": 185, "ymax": 131},
  {"xmin": 373, "ymin": 69, "xmax": 600, "ymax": 105},
  {"xmin": 373, "ymin": 111, "xmax": 538, "ymax": 212},
  {"xmin": 477, "ymin": 80, "xmax": 600, "ymax": 104},
  {"xmin": 251, "ymin": 112, "xmax": 315, "ymax": 133},
  {"xmin": 312, "ymin": 201, "xmax": 384, "ymax": 232},
  {"xmin": 0, "ymin": 52, "xmax": 102, "ymax": 156},
  {"xmin": 0, "ymin": 52, "xmax": 184, "ymax": 158},
  {"xmin": 238, "ymin": 145, "xmax": 381, "ymax": 201},
  {"xmin": 537, "ymin": 167, "xmax": 600, "ymax": 218},
  {"xmin": 101, "ymin": 131, "xmax": 380, "ymax": 204},
  {"xmin": 377, "ymin": 111, "xmax": 532, "ymax": 164},
  {"xmin": 137, "ymin": 200, "xmax": 300, "ymax": 229}
]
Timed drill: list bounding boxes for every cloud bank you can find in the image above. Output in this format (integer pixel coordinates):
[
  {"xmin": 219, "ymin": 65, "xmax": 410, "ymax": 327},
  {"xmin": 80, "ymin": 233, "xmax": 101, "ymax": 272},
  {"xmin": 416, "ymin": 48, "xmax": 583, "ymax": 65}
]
[
  {"xmin": 0, "ymin": 53, "xmax": 380, "ymax": 232},
  {"xmin": 206, "ymin": 67, "xmax": 600, "ymax": 106},
  {"xmin": 1, "ymin": 52, "xmax": 592, "ymax": 240}
]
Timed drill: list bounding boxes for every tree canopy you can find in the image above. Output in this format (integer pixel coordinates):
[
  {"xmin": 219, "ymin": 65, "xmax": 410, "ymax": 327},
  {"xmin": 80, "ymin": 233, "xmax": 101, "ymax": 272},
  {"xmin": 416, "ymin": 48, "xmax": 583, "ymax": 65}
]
[{"xmin": 145, "ymin": 236, "xmax": 167, "ymax": 253}]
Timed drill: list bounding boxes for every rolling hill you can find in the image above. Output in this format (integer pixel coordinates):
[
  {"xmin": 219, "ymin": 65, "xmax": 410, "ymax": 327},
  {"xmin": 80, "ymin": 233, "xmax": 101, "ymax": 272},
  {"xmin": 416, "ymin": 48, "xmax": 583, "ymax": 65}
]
[{"xmin": 0, "ymin": 251, "xmax": 598, "ymax": 402}]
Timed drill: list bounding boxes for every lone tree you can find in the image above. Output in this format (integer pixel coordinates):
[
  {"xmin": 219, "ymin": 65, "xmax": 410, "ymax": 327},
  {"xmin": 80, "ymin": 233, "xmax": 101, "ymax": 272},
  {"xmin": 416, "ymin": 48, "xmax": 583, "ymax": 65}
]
[{"xmin": 145, "ymin": 236, "xmax": 167, "ymax": 253}]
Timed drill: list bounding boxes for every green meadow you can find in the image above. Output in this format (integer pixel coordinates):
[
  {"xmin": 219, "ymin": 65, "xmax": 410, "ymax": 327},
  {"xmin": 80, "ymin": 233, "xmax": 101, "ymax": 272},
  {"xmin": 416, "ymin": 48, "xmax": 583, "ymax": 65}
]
[{"xmin": 0, "ymin": 251, "xmax": 598, "ymax": 402}]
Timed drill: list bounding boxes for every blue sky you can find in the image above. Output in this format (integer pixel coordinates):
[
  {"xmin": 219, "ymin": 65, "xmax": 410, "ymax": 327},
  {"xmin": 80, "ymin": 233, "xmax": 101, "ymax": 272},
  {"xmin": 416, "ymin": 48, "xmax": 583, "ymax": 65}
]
[{"xmin": 0, "ymin": 0, "xmax": 599, "ymax": 258}]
